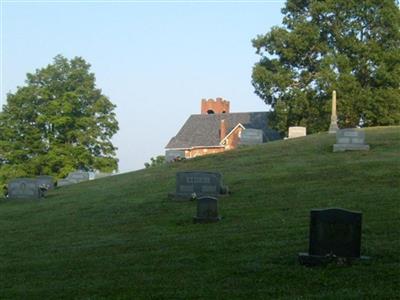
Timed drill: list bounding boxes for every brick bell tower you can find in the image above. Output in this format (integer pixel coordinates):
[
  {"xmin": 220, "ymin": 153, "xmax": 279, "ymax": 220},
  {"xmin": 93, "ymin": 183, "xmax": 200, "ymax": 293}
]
[{"xmin": 201, "ymin": 97, "xmax": 230, "ymax": 114}]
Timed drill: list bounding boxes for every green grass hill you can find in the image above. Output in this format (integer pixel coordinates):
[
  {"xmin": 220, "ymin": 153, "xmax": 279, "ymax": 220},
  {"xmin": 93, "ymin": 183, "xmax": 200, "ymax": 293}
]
[{"xmin": 1, "ymin": 127, "xmax": 399, "ymax": 299}]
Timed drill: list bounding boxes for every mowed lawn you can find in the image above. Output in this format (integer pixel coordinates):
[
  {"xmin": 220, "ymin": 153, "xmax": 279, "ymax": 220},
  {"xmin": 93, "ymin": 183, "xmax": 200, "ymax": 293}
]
[{"xmin": 0, "ymin": 127, "xmax": 399, "ymax": 299}]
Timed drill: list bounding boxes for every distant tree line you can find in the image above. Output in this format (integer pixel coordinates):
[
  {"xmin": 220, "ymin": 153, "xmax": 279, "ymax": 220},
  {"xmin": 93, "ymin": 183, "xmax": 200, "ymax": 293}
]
[
  {"xmin": 2, "ymin": 0, "xmax": 400, "ymax": 184},
  {"xmin": 144, "ymin": 156, "xmax": 165, "ymax": 168},
  {"xmin": 0, "ymin": 55, "xmax": 119, "ymax": 185},
  {"xmin": 252, "ymin": 0, "xmax": 400, "ymax": 135}
]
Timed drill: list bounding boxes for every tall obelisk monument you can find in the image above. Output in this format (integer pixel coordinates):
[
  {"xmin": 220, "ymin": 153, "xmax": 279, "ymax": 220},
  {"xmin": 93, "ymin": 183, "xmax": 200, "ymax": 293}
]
[{"xmin": 328, "ymin": 90, "xmax": 339, "ymax": 133}]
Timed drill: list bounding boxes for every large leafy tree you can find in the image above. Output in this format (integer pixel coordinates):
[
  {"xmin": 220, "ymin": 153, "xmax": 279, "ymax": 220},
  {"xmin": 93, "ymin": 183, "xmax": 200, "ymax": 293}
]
[
  {"xmin": 144, "ymin": 155, "xmax": 165, "ymax": 168},
  {"xmin": 252, "ymin": 0, "xmax": 400, "ymax": 134},
  {"xmin": 0, "ymin": 55, "xmax": 119, "ymax": 184}
]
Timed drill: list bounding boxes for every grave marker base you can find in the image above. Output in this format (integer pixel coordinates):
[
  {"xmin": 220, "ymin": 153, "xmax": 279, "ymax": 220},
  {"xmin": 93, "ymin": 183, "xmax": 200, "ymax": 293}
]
[
  {"xmin": 167, "ymin": 192, "xmax": 198, "ymax": 201},
  {"xmin": 168, "ymin": 187, "xmax": 229, "ymax": 201},
  {"xmin": 328, "ymin": 124, "xmax": 339, "ymax": 134},
  {"xmin": 298, "ymin": 252, "xmax": 370, "ymax": 266},
  {"xmin": 8, "ymin": 194, "xmax": 44, "ymax": 200},
  {"xmin": 168, "ymin": 193, "xmax": 228, "ymax": 201},
  {"xmin": 333, "ymin": 144, "xmax": 370, "ymax": 152},
  {"xmin": 193, "ymin": 216, "xmax": 222, "ymax": 224},
  {"xmin": 57, "ymin": 179, "xmax": 75, "ymax": 187}
]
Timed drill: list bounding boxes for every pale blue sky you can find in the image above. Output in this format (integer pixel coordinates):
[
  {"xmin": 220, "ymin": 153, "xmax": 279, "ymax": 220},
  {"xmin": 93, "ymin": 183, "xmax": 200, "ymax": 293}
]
[{"xmin": 1, "ymin": 0, "xmax": 285, "ymax": 173}]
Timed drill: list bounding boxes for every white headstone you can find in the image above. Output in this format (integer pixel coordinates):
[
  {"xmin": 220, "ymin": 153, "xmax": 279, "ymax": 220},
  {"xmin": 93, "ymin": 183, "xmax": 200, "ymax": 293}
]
[{"xmin": 288, "ymin": 126, "xmax": 307, "ymax": 139}]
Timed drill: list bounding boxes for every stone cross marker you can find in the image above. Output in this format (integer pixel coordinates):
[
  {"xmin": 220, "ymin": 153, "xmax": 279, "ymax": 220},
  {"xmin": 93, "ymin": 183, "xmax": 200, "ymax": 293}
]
[
  {"xmin": 193, "ymin": 196, "xmax": 221, "ymax": 223},
  {"xmin": 288, "ymin": 126, "xmax": 307, "ymax": 139},
  {"xmin": 299, "ymin": 208, "xmax": 367, "ymax": 266},
  {"xmin": 171, "ymin": 171, "xmax": 228, "ymax": 200},
  {"xmin": 36, "ymin": 175, "xmax": 55, "ymax": 190},
  {"xmin": 8, "ymin": 178, "xmax": 42, "ymax": 199},
  {"xmin": 333, "ymin": 128, "xmax": 370, "ymax": 152},
  {"xmin": 239, "ymin": 128, "xmax": 263, "ymax": 145},
  {"xmin": 328, "ymin": 90, "xmax": 339, "ymax": 133}
]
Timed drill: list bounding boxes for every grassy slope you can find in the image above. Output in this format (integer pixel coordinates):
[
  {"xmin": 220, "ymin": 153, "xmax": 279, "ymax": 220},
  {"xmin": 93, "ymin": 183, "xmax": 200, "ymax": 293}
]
[{"xmin": 0, "ymin": 127, "xmax": 399, "ymax": 299}]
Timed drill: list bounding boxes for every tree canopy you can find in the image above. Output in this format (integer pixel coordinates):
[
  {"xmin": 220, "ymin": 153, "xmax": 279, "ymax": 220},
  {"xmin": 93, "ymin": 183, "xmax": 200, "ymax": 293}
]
[
  {"xmin": 0, "ymin": 55, "xmax": 119, "ymax": 184},
  {"xmin": 144, "ymin": 155, "xmax": 165, "ymax": 169},
  {"xmin": 252, "ymin": 0, "xmax": 400, "ymax": 134}
]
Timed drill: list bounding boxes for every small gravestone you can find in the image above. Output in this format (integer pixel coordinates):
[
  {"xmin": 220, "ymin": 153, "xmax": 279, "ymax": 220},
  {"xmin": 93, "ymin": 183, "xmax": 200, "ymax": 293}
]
[
  {"xmin": 8, "ymin": 178, "xmax": 42, "ymax": 199},
  {"xmin": 165, "ymin": 150, "xmax": 186, "ymax": 162},
  {"xmin": 299, "ymin": 208, "xmax": 368, "ymax": 266},
  {"xmin": 169, "ymin": 171, "xmax": 228, "ymax": 200},
  {"xmin": 57, "ymin": 179, "xmax": 74, "ymax": 187},
  {"xmin": 288, "ymin": 126, "xmax": 307, "ymax": 139},
  {"xmin": 193, "ymin": 196, "xmax": 221, "ymax": 223},
  {"xmin": 94, "ymin": 172, "xmax": 112, "ymax": 179},
  {"xmin": 66, "ymin": 170, "xmax": 90, "ymax": 183},
  {"xmin": 333, "ymin": 128, "xmax": 370, "ymax": 152},
  {"xmin": 57, "ymin": 170, "xmax": 89, "ymax": 187},
  {"xmin": 239, "ymin": 129, "xmax": 263, "ymax": 145},
  {"xmin": 36, "ymin": 175, "xmax": 55, "ymax": 190}
]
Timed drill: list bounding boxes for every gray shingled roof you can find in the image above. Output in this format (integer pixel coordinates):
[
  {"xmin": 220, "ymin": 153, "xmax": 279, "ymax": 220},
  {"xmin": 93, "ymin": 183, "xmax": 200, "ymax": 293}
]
[{"xmin": 166, "ymin": 112, "xmax": 280, "ymax": 149}]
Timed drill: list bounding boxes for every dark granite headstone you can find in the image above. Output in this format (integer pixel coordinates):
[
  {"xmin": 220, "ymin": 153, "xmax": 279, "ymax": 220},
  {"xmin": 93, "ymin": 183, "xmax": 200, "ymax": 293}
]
[
  {"xmin": 170, "ymin": 171, "xmax": 228, "ymax": 200},
  {"xmin": 36, "ymin": 175, "xmax": 55, "ymax": 190},
  {"xmin": 165, "ymin": 150, "xmax": 186, "ymax": 162},
  {"xmin": 57, "ymin": 171, "xmax": 89, "ymax": 187},
  {"xmin": 94, "ymin": 173, "xmax": 112, "ymax": 179},
  {"xmin": 193, "ymin": 196, "xmax": 221, "ymax": 223},
  {"xmin": 333, "ymin": 128, "xmax": 369, "ymax": 152},
  {"xmin": 66, "ymin": 171, "xmax": 90, "ymax": 183},
  {"xmin": 8, "ymin": 178, "xmax": 42, "ymax": 199},
  {"xmin": 57, "ymin": 179, "xmax": 74, "ymax": 187},
  {"xmin": 239, "ymin": 129, "xmax": 263, "ymax": 145},
  {"xmin": 299, "ymin": 208, "xmax": 368, "ymax": 266}
]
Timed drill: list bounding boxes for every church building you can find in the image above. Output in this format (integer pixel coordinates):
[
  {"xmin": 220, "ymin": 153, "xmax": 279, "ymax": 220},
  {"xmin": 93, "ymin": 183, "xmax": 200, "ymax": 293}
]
[{"xmin": 165, "ymin": 97, "xmax": 280, "ymax": 161}]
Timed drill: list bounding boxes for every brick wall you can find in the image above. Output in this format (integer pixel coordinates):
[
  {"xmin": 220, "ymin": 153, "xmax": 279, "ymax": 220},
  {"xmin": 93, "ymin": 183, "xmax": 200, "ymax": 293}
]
[
  {"xmin": 201, "ymin": 98, "xmax": 230, "ymax": 114},
  {"xmin": 222, "ymin": 126, "xmax": 243, "ymax": 150},
  {"xmin": 185, "ymin": 147, "xmax": 225, "ymax": 158}
]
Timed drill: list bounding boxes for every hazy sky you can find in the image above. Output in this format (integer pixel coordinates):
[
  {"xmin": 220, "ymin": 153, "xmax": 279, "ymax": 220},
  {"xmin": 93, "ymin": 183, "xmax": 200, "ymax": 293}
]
[{"xmin": 1, "ymin": 0, "xmax": 285, "ymax": 173}]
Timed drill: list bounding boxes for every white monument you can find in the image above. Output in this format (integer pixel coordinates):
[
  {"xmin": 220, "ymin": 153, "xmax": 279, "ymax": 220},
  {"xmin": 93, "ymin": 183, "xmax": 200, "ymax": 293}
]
[
  {"xmin": 288, "ymin": 126, "xmax": 307, "ymax": 139},
  {"xmin": 329, "ymin": 90, "xmax": 339, "ymax": 133}
]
